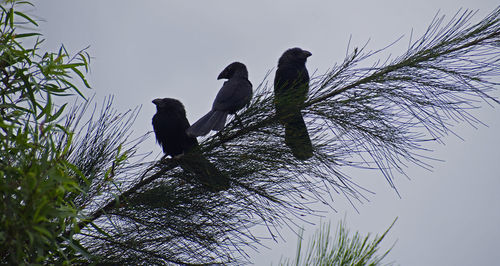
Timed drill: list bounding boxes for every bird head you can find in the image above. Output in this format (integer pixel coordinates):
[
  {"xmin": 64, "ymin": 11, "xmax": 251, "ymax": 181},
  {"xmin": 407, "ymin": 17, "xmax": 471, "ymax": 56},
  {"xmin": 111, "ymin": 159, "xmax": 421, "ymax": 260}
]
[
  {"xmin": 217, "ymin": 62, "xmax": 248, "ymax": 80},
  {"xmin": 278, "ymin": 47, "xmax": 312, "ymax": 66},
  {"xmin": 152, "ymin": 98, "xmax": 186, "ymax": 114}
]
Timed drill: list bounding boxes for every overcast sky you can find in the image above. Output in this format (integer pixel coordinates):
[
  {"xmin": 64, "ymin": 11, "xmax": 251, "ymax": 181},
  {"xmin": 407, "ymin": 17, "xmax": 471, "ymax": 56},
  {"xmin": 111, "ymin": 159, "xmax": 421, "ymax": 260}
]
[{"xmin": 32, "ymin": 1, "xmax": 500, "ymax": 265}]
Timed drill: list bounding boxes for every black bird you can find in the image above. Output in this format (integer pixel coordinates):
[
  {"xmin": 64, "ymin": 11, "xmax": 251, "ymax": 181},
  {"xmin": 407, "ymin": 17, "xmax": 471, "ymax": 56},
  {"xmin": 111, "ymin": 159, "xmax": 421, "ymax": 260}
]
[
  {"xmin": 187, "ymin": 62, "xmax": 252, "ymax": 137},
  {"xmin": 152, "ymin": 98, "xmax": 229, "ymax": 191},
  {"xmin": 274, "ymin": 47, "xmax": 313, "ymax": 160}
]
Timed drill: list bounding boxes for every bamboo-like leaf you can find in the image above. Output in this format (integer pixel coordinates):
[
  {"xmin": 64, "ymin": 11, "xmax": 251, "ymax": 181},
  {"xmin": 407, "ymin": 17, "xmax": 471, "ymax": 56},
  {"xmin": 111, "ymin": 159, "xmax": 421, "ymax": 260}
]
[
  {"xmin": 71, "ymin": 66, "xmax": 91, "ymax": 88},
  {"xmin": 13, "ymin": 10, "xmax": 38, "ymax": 26},
  {"xmin": 46, "ymin": 103, "xmax": 67, "ymax": 123}
]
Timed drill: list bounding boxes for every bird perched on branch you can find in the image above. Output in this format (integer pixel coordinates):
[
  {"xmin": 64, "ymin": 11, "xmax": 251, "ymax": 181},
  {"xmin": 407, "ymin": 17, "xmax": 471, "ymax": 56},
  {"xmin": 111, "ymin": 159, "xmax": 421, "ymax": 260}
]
[
  {"xmin": 152, "ymin": 98, "xmax": 229, "ymax": 191},
  {"xmin": 274, "ymin": 47, "xmax": 313, "ymax": 160},
  {"xmin": 187, "ymin": 62, "xmax": 252, "ymax": 137}
]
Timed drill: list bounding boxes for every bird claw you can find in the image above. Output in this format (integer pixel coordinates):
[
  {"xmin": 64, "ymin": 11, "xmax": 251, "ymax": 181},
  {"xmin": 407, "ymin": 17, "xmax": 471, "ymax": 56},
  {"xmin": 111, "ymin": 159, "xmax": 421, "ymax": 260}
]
[{"xmin": 213, "ymin": 131, "xmax": 228, "ymax": 150}]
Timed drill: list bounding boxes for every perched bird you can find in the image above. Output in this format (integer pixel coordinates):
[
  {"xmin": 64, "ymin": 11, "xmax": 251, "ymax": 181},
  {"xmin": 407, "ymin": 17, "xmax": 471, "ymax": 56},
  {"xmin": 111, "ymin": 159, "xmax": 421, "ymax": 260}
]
[
  {"xmin": 152, "ymin": 98, "xmax": 229, "ymax": 191},
  {"xmin": 274, "ymin": 47, "xmax": 313, "ymax": 160},
  {"xmin": 187, "ymin": 62, "xmax": 252, "ymax": 137}
]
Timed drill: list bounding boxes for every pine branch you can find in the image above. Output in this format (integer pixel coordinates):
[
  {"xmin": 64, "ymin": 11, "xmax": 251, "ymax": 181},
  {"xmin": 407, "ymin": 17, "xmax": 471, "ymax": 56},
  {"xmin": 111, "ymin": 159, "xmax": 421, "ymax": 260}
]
[
  {"xmin": 278, "ymin": 218, "xmax": 397, "ymax": 265},
  {"xmin": 72, "ymin": 8, "xmax": 499, "ymax": 264}
]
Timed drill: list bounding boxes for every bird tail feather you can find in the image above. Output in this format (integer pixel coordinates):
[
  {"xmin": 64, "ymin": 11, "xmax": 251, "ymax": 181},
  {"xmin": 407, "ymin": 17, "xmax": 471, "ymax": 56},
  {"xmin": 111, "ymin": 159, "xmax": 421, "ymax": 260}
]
[
  {"xmin": 284, "ymin": 111, "xmax": 313, "ymax": 160},
  {"xmin": 177, "ymin": 151, "xmax": 230, "ymax": 191},
  {"xmin": 187, "ymin": 110, "xmax": 228, "ymax": 136},
  {"xmin": 211, "ymin": 111, "xmax": 228, "ymax": 131}
]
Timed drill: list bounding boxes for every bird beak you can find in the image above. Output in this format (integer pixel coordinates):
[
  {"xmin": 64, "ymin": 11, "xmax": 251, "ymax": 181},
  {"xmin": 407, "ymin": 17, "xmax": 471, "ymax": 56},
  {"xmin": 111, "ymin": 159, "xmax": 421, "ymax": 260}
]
[
  {"xmin": 217, "ymin": 70, "xmax": 227, "ymax": 80},
  {"xmin": 303, "ymin": 50, "xmax": 312, "ymax": 58},
  {"xmin": 152, "ymin": 98, "xmax": 161, "ymax": 105}
]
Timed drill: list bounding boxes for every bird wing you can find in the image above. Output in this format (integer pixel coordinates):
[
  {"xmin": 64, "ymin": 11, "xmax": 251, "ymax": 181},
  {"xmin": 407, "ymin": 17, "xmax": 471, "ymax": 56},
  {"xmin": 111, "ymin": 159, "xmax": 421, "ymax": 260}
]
[{"xmin": 212, "ymin": 78, "xmax": 252, "ymax": 112}]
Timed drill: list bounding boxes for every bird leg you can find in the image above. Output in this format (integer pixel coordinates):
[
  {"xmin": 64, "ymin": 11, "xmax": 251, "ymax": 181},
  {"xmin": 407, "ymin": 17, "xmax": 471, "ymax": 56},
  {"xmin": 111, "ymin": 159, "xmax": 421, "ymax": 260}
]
[{"xmin": 214, "ymin": 130, "xmax": 228, "ymax": 150}]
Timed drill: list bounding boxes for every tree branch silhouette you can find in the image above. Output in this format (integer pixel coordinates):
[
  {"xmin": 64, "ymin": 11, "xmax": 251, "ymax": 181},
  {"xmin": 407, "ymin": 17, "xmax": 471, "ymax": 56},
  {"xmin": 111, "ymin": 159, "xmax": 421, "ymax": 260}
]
[{"xmin": 68, "ymin": 8, "xmax": 499, "ymax": 264}]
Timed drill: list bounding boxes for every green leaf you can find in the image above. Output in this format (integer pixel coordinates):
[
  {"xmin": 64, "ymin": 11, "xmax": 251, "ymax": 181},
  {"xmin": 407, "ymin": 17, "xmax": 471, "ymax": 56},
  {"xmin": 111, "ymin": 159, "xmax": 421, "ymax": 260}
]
[
  {"xmin": 71, "ymin": 66, "xmax": 91, "ymax": 88},
  {"xmin": 13, "ymin": 11, "xmax": 39, "ymax": 26},
  {"xmin": 13, "ymin": 32, "xmax": 42, "ymax": 39},
  {"xmin": 56, "ymin": 63, "xmax": 84, "ymax": 69},
  {"xmin": 46, "ymin": 103, "xmax": 67, "ymax": 123},
  {"xmin": 33, "ymin": 225, "xmax": 52, "ymax": 239},
  {"xmin": 60, "ymin": 79, "xmax": 86, "ymax": 98},
  {"xmin": 64, "ymin": 161, "xmax": 89, "ymax": 186},
  {"xmin": 67, "ymin": 239, "xmax": 93, "ymax": 260},
  {"xmin": 4, "ymin": 7, "xmax": 13, "ymax": 27},
  {"xmin": 78, "ymin": 52, "xmax": 90, "ymax": 72}
]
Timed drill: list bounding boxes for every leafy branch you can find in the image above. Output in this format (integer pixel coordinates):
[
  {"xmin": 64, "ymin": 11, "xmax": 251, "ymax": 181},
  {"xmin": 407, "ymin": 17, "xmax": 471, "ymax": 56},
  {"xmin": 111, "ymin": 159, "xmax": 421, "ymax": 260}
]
[
  {"xmin": 0, "ymin": 1, "xmax": 91, "ymax": 263},
  {"xmin": 70, "ymin": 7, "xmax": 499, "ymax": 265},
  {"xmin": 278, "ymin": 218, "xmax": 397, "ymax": 266}
]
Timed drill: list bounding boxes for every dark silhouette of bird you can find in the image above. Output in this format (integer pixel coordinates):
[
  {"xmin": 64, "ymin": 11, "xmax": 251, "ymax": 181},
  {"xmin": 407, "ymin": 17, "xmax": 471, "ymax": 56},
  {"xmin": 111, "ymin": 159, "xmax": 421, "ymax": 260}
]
[
  {"xmin": 187, "ymin": 62, "xmax": 252, "ymax": 137},
  {"xmin": 152, "ymin": 98, "xmax": 229, "ymax": 191},
  {"xmin": 274, "ymin": 47, "xmax": 313, "ymax": 160}
]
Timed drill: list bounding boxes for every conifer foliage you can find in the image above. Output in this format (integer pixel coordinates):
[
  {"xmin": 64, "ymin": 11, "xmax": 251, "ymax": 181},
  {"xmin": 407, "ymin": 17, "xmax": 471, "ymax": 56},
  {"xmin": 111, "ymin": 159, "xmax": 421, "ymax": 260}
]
[{"xmin": 1, "ymin": 1, "xmax": 499, "ymax": 264}]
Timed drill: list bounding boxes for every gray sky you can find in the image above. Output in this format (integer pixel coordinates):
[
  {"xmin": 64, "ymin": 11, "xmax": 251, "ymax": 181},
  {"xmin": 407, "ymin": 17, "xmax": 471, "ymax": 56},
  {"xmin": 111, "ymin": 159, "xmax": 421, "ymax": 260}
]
[{"xmin": 33, "ymin": 1, "xmax": 499, "ymax": 265}]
